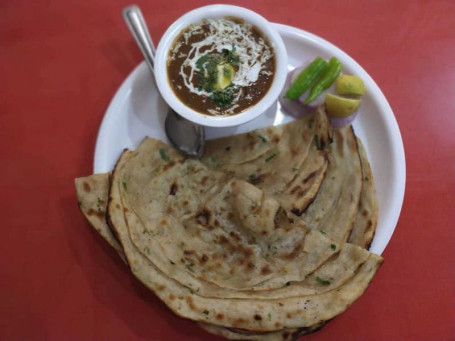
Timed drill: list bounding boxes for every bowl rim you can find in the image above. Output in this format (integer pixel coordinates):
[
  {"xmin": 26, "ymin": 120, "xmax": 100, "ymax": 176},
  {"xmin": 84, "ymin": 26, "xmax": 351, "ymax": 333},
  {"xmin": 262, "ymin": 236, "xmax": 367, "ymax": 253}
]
[{"xmin": 154, "ymin": 4, "xmax": 288, "ymax": 127}]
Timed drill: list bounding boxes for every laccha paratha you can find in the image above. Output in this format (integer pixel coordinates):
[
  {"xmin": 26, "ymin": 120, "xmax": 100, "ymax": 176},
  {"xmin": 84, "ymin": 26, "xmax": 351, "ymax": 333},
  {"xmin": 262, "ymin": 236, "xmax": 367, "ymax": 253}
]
[
  {"xmin": 103, "ymin": 137, "xmax": 383, "ymax": 333},
  {"xmin": 202, "ymin": 109, "xmax": 368, "ymax": 246},
  {"xmin": 201, "ymin": 106, "xmax": 333, "ymax": 216},
  {"xmin": 75, "ymin": 110, "xmax": 382, "ymax": 339},
  {"xmin": 348, "ymin": 138, "xmax": 378, "ymax": 248},
  {"xmin": 300, "ymin": 125, "xmax": 363, "ymax": 241},
  {"xmin": 113, "ymin": 138, "xmax": 374, "ymax": 293},
  {"xmin": 75, "ymin": 172, "xmax": 328, "ymax": 340},
  {"xmin": 75, "ymin": 168, "xmax": 380, "ymax": 339},
  {"xmin": 75, "ymin": 173, "xmax": 123, "ymax": 255}
]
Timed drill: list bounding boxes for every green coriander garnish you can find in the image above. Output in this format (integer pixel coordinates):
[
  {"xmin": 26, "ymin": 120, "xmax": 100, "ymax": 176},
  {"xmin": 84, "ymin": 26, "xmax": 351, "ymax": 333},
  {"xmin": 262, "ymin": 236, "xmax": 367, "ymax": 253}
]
[
  {"xmin": 195, "ymin": 46, "xmax": 239, "ymax": 107},
  {"xmin": 316, "ymin": 276, "xmax": 331, "ymax": 285},
  {"xmin": 265, "ymin": 153, "xmax": 277, "ymax": 162},
  {"xmin": 122, "ymin": 181, "xmax": 127, "ymax": 191},
  {"xmin": 248, "ymin": 174, "xmax": 258, "ymax": 181},
  {"xmin": 196, "ymin": 54, "xmax": 220, "ymax": 92},
  {"xmin": 308, "ymin": 118, "xmax": 314, "ymax": 129},
  {"xmin": 211, "ymin": 88, "xmax": 235, "ymax": 107},
  {"xmin": 208, "ymin": 156, "xmax": 221, "ymax": 169},
  {"xmin": 159, "ymin": 148, "xmax": 170, "ymax": 161},
  {"xmin": 222, "ymin": 45, "xmax": 240, "ymax": 66},
  {"xmin": 202, "ymin": 310, "xmax": 210, "ymax": 315},
  {"xmin": 256, "ymin": 133, "xmax": 268, "ymax": 143},
  {"xmin": 331, "ymin": 244, "xmax": 337, "ymax": 251}
]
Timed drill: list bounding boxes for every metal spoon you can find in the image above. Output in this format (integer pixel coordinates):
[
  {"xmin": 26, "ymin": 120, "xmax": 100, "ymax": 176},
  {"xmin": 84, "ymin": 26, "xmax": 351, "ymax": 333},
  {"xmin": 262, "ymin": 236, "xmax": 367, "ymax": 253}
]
[{"xmin": 123, "ymin": 5, "xmax": 205, "ymax": 158}]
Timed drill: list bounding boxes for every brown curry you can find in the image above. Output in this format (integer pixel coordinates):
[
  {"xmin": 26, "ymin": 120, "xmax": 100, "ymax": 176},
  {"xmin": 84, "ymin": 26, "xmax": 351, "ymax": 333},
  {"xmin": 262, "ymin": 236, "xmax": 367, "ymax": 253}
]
[{"xmin": 167, "ymin": 18, "xmax": 276, "ymax": 116}]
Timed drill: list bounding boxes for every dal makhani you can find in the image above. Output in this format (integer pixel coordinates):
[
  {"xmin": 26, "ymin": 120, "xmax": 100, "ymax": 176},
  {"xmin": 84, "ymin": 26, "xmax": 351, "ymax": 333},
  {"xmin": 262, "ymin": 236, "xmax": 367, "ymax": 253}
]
[{"xmin": 167, "ymin": 18, "xmax": 276, "ymax": 116}]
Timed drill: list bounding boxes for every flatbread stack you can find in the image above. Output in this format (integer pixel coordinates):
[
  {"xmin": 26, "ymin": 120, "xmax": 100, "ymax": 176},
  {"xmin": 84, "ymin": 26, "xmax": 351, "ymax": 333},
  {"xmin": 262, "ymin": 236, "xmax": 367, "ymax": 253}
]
[{"xmin": 75, "ymin": 107, "xmax": 382, "ymax": 340}]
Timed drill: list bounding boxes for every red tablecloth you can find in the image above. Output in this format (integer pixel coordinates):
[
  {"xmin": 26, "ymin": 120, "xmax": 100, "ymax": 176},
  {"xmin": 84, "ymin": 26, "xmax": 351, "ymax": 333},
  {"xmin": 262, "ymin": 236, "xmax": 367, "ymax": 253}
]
[{"xmin": 1, "ymin": 1, "xmax": 454, "ymax": 340}]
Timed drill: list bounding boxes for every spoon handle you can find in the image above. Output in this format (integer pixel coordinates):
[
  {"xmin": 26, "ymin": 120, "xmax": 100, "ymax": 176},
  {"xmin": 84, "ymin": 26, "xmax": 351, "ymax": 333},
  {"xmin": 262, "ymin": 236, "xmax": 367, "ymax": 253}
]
[{"xmin": 123, "ymin": 5, "xmax": 156, "ymax": 72}]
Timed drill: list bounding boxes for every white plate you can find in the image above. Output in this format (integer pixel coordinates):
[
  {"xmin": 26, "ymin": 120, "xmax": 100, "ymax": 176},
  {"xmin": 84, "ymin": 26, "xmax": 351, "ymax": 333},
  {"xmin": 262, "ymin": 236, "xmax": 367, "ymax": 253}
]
[{"xmin": 94, "ymin": 23, "xmax": 405, "ymax": 255}]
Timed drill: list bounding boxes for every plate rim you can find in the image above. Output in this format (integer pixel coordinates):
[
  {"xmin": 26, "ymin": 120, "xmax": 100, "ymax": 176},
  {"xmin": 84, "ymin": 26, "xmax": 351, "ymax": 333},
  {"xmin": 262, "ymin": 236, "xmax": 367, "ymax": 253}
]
[{"xmin": 94, "ymin": 23, "xmax": 406, "ymax": 256}]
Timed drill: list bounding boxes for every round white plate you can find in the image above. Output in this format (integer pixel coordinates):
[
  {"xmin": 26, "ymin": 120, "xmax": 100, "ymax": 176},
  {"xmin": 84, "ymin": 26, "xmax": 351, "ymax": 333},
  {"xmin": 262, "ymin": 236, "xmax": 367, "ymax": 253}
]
[{"xmin": 94, "ymin": 23, "xmax": 405, "ymax": 256}]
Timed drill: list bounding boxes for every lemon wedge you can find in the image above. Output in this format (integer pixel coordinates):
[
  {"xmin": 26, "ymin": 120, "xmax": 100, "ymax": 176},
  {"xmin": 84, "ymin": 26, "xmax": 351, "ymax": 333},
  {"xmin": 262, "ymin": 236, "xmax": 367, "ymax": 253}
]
[
  {"xmin": 325, "ymin": 93, "xmax": 361, "ymax": 117},
  {"xmin": 336, "ymin": 75, "xmax": 365, "ymax": 96}
]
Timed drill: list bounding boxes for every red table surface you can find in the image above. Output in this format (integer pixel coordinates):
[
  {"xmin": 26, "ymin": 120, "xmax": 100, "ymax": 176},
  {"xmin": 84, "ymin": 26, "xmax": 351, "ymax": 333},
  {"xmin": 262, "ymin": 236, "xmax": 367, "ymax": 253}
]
[{"xmin": 1, "ymin": 0, "xmax": 454, "ymax": 340}]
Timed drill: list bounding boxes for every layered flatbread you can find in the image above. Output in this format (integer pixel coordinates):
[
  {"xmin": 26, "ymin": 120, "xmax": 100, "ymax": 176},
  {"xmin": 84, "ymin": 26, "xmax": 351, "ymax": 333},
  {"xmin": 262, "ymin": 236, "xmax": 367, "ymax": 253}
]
[{"xmin": 75, "ymin": 110, "xmax": 381, "ymax": 339}]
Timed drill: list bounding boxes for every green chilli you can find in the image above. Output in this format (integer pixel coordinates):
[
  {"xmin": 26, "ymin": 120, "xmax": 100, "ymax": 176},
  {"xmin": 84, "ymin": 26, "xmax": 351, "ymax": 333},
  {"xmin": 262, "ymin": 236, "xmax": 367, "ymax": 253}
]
[
  {"xmin": 303, "ymin": 57, "xmax": 342, "ymax": 105},
  {"xmin": 284, "ymin": 57, "xmax": 328, "ymax": 100}
]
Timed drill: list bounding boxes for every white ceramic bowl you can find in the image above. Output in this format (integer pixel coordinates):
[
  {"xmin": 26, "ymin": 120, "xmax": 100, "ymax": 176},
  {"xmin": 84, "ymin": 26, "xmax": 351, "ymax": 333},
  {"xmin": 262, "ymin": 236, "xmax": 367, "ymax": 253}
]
[{"xmin": 154, "ymin": 4, "xmax": 288, "ymax": 127}]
